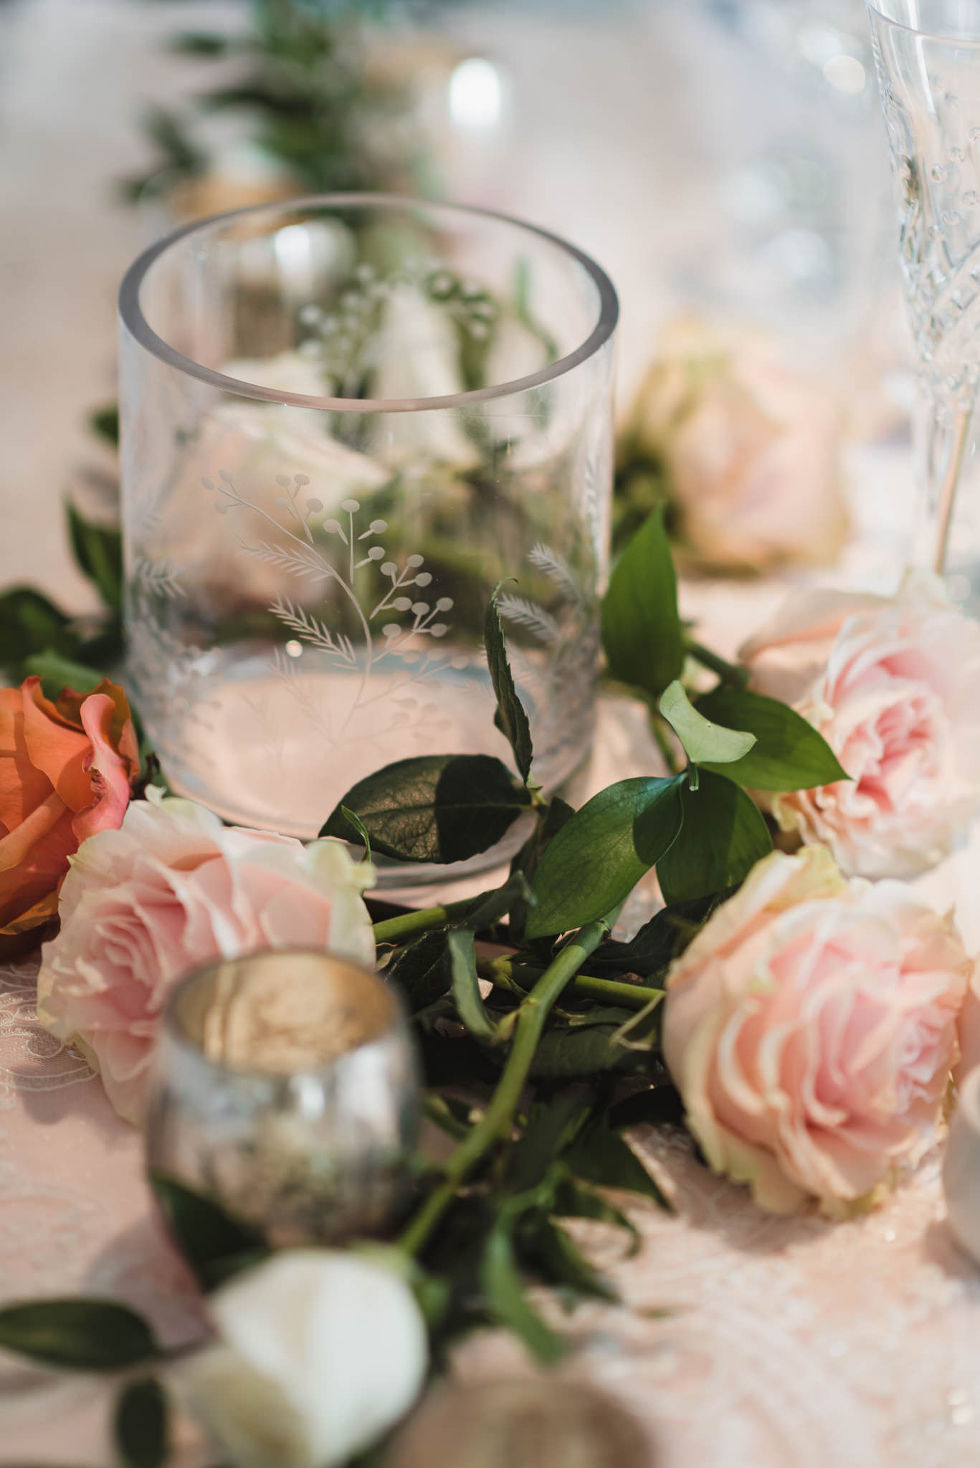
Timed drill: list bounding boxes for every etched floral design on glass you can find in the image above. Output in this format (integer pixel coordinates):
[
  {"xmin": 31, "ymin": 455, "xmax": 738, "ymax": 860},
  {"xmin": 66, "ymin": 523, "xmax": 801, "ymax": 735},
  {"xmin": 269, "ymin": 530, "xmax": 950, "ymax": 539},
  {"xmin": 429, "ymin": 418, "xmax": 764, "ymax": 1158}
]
[
  {"xmin": 119, "ymin": 197, "xmax": 617, "ymax": 875},
  {"xmin": 868, "ymin": 1, "xmax": 980, "ymax": 600}
]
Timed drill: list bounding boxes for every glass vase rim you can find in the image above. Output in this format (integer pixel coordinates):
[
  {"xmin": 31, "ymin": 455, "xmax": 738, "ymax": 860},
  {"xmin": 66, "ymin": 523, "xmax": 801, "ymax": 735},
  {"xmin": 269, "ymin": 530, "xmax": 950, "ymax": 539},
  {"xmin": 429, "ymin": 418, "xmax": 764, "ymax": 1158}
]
[
  {"xmin": 119, "ymin": 191, "xmax": 620, "ymax": 414},
  {"xmin": 160, "ymin": 946, "xmax": 403, "ymax": 1080},
  {"xmin": 866, "ymin": 0, "xmax": 980, "ymax": 45}
]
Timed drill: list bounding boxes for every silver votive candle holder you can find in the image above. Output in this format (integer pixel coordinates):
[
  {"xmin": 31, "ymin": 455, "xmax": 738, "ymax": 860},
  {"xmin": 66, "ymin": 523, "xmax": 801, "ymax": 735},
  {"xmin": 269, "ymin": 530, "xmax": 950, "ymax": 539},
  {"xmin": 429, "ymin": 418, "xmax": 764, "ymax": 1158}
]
[{"xmin": 145, "ymin": 949, "xmax": 419, "ymax": 1247}]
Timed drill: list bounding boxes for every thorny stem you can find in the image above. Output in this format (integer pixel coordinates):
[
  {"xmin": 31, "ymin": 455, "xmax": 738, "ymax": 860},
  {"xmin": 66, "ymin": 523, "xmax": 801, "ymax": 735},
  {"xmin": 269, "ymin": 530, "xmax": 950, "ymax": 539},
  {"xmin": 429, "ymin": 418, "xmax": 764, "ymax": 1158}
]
[{"xmin": 398, "ymin": 910, "xmax": 621, "ymax": 1257}]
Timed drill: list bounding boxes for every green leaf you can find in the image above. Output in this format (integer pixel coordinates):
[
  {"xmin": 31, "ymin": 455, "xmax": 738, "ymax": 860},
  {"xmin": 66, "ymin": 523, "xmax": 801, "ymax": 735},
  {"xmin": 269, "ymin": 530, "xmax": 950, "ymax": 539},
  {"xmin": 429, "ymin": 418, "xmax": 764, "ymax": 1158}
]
[
  {"xmin": 386, "ymin": 931, "xmax": 452, "ymax": 1015},
  {"xmin": 506, "ymin": 1090, "xmax": 594, "ymax": 1196},
  {"xmin": 485, "ymin": 585, "xmax": 533, "ymax": 783},
  {"xmin": 601, "ymin": 507, "xmax": 683, "ymax": 697},
  {"xmin": 0, "ymin": 587, "xmax": 77, "ymax": 680},
  {"xmin": 551, "ymin": 1175, "xmax": 641, "ymax": 1252},
  {"xmin": 0, "ymin": 1300, "xmax": 159, "ymax": 1371},
  {"xmin": 518, "ymin": 1215, "xmax": 618, "ymax": 1302},
  {"xmin": 320, "ymin": 754, "xmax": 531, "ymax": 864},
  {"xmin": 606, "ymin": 1085, "xmax": 685, "ymax": 1129},
  {"xmin": 657, "ymin": 770, "xmax": 772, "ymax": 906},
  {"xmin": 448, "ymin": 928, "xmax": 496, "ymax": 1041},
  {"xmin": 481, "ymin": 1221, "xmax": 565, "ymax": 1364},
  {"xmin": 88, "ymin": 404, "xmax": 119, "ymax": 447},
  {"xmin": 24, "ymin": 650, "xmax": 107, "ymax": 700},
  {"xmin": 529, "ymin": 1015, "xmax": 660, "ymax": 1080},
  {"xmin": 150, "ymin": 1175, "xmax": 267, "ymax": 1290},
  {"xmin": 659, "ymin": 680, "xmax": 756, "ymax": 766},
  {"xmin": 697, "ymin": 686, "xmax": 849, "ymax": 790},
  {"xmin": 169, "ymin": 31, "xmax": 232, "ymax": 57},
  {"xmin": 527, "ymin": 777, "xmax": 684, "ymax": 938},
  {"xmin": 564, "ymin": 1125, "xmax": 671, "ymax": 1211},
  {"xmin": 589, "ymin": 891, "xmax": 730, "ymax": 979},
  {"xmin": 66, "ymin": 502, "xmax": 123, "ymax": 612},
  {"xmin": 114, "ymin": 1378, "xmax": 168, "ymax": 1468},
  {"xmin": 337, "ymin": 805, "xmax": 372, "ymax": 862}
]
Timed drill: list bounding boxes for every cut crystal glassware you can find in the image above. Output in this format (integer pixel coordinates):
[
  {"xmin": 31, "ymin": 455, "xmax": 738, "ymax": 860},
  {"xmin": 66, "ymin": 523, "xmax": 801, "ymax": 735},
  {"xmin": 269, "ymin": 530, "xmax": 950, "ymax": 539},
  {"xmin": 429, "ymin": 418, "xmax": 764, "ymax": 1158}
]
[
  {"xmin": 868, "ymin": 1, "xmax": 980, "ymax": 602},
  {"xmin": 118, "ymin": 195, "xmax": 618, "ymax": 878}
]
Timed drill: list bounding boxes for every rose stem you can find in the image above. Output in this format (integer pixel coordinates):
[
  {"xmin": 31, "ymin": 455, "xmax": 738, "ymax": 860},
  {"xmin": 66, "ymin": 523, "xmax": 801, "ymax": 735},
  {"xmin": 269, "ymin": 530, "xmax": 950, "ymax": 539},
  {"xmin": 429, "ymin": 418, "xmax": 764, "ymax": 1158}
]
[
  {"xmin": 399, "ymin": 910, "xmax": 620, "ymax": 1258},
  {"xmin": 480, "ymin": 955, "xmax": 663, "ymax": 1012},
  {"xmin": 684, "ymin": 637, "xmax": 749, "ymax": 688},
  {"xmin": 372, "ymin": 896, "xmax": 489, "ymax": 945}
]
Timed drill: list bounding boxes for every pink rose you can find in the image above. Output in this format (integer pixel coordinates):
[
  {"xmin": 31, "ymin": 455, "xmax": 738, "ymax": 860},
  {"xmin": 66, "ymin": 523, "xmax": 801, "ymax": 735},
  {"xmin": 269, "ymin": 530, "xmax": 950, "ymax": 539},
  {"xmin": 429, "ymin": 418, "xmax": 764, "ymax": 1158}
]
[
  {"xmin": 741, "ymin": 575, "xmax": 980, "ymax": 878},
  {"xmin": 623, "ymin": 319, "xmax": 848, "ymax": 571},
  {"xmin": 663, "ymin": 847, "xmax": 972, "ymax": 1214},
  {"xmin": 36, "ymin": 791, "xmax": 376, "ymax": 1123}
]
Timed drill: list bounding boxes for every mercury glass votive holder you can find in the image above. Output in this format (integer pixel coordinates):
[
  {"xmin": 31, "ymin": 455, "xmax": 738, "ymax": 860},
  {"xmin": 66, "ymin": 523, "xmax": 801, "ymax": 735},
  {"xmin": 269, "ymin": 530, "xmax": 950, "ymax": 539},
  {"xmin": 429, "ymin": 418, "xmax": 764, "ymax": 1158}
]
[
  {"xmin": 118, "ymin": 194, "xmax": 618, "ymax": 879},
  {"xmin": 145, "ymin": 949, "xmax": 419, "ymax": 1247}
]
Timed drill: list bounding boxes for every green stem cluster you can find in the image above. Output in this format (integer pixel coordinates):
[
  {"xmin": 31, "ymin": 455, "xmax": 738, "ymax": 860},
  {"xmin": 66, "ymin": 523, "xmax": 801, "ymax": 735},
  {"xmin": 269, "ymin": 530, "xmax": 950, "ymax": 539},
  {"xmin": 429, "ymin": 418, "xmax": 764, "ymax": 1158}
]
[{"xmin": 399, "ymin": 911, "xmax": 619, "ymax": 1257}]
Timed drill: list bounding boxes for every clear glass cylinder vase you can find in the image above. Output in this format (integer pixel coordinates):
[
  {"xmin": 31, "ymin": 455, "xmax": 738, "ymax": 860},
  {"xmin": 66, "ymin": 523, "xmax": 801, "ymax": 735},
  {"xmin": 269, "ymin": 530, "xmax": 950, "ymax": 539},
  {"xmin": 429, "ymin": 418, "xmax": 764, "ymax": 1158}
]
[{"xmin": 119, "ymin": 194, "xmax": 618, "ymax": 871}]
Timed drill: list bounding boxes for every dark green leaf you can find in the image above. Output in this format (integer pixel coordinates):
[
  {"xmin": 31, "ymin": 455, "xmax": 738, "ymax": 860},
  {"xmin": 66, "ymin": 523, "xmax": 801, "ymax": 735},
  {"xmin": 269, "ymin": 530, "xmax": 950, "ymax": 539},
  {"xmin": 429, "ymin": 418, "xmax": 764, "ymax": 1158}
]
[
  {"xmin": 169, "ymin": 31, "xmax": 232, "ymax": 57},
  {"xmin": 88, "ymin": 404, "xmax": 119, "ymax": 446},
  {"xmin": 24, "ymin": 650, "xmax": 107, "ymax": 700},
  {"xmin": 527, "ymin": 777, "xmax": 684, "ymax": 938},
  {"xmin": 114, "ymin": 1378, "xmax": 168, "ymax": 1468},
  {"xmin": 150, "ymin": 1175, "xmax": 267, "ymax": 1290},
  {"xmin": 485, "ymin": 585, "xmax": 533, "ymax": 783},
  {"xmin": 529, "ymin": 1016, "xmax": 658, "ymax": 1080},
  {"xmin": 448, "ymin": 929, "xmax": 496, "ymax": 1041},
  {"xmin": 697, "ymin": 686, "xmax": 849, "ymax": 790},
  {"xmin": 564, "ymin": 1125, "xmax": 671, "ymax": 1211},
  {"xmin": 506, "ymin": 1090, "xmax": 594, "ymax": 1195},
  {"xmin": 66, "ymin": 502, "xmax": 123, "ymax": 611},
  {"xmin": 320, "ymin": 754, "xmax": 530, "ymax": 864},
  {"xmin": 589, "ymin": 892, "xmax": 731, "ymax": 978},
  {"xmin": 606, "ymin": 1085, "xmax": 685, "ymax": 1129},
  {"xmin": 659, "ymin": 680, "xmax": 756, "ymax": 765},
  {"xmin": 601, "ymin": 507, "xmax": 683, "ymax": 697},
  {"xmin": 657, "ymin": 770, "xmax": 772, "ymax": 906},
  {"xmin": 481, "ymin": 1221, "xmax": 565, "ymax": 1364},
  {"xmin": 0, "ymin": 587, "xmax": 77, "ymax": 679},
  {"xmin": 386, "ymin": 931, "xmax": 452, "ymax": 1014},
  {"xmin": 0, "ymin": 1300, "xmax": 159, "ymax": 1371},
  {"xmin": 518, "ymin": 1215, "xmax": 618, "ymax": 1302},
  {"xmin": 551, "ymin": 1175, "xmax": 641, "ymax": 1252}
]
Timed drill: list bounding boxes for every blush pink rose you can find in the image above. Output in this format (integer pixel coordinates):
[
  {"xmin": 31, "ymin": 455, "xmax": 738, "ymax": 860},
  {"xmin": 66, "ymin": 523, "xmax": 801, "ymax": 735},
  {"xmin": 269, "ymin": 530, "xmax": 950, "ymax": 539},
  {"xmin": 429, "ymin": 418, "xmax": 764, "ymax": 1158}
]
[
  {"xmin": 623, "ymin": 319, "xmax": 848, "ymax": 571},
  {"xmin": 36, "ymin": 791, "xmax": 376, "ymax": 1123},
  {"xmin": 663, "ymin": 847, "xmax": 972, "ymax": 1214},
  {"xmin": 741, "ymin": 575, "xmax": 980, "ymax": 879}
]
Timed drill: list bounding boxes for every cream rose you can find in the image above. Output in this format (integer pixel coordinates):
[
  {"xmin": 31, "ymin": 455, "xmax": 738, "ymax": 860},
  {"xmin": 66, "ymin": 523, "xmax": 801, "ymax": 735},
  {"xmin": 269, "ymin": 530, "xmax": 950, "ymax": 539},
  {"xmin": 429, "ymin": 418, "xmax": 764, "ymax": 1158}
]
[
  {"xmin": 622, "ymin": 318, "xmax": 848, "ymax": 571},
  {"xmin": 36, "ymin": 791, "xmax": 375, "ymax": 1123},
  {"xmin": 663, "ymin": 847, "xmax": 972, "ymax": 1214},
  {"xmin": 176, "ymin": 1250, "xmax": 428, "ymax": 1468},
  {"xmin": 742, "ymin": 575, "xmax": 980, "ymax": 878}
]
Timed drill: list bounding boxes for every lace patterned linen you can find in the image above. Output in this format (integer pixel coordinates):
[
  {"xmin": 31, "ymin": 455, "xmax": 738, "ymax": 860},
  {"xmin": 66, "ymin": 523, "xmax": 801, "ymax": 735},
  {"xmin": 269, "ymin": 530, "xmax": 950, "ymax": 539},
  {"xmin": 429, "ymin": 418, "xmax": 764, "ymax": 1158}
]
[{"xmin": 3, "ymin": 945, "xmax": 980, "ymax": 1466}]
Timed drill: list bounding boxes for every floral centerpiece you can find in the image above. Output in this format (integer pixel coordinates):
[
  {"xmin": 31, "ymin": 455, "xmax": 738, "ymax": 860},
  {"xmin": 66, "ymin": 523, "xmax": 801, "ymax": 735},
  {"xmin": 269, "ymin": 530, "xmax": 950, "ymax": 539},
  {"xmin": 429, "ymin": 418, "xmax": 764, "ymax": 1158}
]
[{"xmin": 0, "ymin": 504, "xmax": 977, "ymax": 1466}]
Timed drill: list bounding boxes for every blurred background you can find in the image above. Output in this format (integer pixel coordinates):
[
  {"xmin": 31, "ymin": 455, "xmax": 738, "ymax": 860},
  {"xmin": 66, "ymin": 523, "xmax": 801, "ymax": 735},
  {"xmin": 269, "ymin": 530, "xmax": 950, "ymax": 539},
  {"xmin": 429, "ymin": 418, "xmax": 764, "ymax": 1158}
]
[{"xmin": 0, "ymin": 0, "xmax": 911, "ymax": 609}]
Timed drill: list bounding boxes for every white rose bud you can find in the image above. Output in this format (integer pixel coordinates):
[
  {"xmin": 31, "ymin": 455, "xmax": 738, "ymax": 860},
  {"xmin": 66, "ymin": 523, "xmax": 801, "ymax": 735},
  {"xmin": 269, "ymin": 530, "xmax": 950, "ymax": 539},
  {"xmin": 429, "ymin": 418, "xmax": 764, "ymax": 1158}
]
[{"xmin": 176, "ymin": 1250, "xmax": 428, "ymax": 1468}]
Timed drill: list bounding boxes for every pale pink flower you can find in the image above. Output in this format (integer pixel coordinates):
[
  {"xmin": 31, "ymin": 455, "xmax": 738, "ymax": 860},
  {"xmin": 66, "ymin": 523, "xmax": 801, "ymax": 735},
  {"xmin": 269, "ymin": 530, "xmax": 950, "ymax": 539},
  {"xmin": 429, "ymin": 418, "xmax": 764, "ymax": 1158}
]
[
  {"xmin": 741, "ymin": 575, "xmax": 980, "ymax": 878},
  {"xmin": 624, "ymin": 319, "xmax": 848, "ymax": 571},
  {"xmin": 663, "ymin": 847, "xmax": 971, "ymax": 1214},
  {"xmin": 36, "ymin": 791, "xmax": 375, "ymax": 1123}
]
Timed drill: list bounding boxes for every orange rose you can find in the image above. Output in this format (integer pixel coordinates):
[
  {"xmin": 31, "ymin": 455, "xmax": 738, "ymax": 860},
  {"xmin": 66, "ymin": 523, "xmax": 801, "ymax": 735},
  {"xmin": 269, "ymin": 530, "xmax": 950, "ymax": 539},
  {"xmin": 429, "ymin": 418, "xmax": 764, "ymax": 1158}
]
[{"xmin": 0, "ymin": 676, "xmax": 139, "ymax": 949}]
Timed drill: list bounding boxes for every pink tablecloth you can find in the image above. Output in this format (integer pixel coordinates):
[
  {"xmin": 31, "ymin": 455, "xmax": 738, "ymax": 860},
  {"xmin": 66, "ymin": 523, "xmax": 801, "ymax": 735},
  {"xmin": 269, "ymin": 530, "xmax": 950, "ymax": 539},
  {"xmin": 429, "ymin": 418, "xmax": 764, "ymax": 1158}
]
[{"xmin": 4, "ymin": 941, "xmax": 980, "ymax": 1468}]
